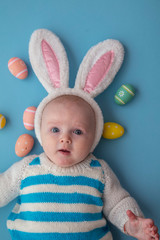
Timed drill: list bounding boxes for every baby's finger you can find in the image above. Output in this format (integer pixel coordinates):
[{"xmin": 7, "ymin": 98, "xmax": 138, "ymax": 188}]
[
  {"xmin": 149, "ymin": 226, "xmax": 159, "ymax": 239},
  {"xmin": 144, "ymin": 218, "xmax": 154, "ymax": 228},
  {"xmin": 154, "ymin": 232, "xmax": 159, "ymax": 240},
  {"xmin": 151, "ymin": 225, "xmax": 158, "ymax": 233}
]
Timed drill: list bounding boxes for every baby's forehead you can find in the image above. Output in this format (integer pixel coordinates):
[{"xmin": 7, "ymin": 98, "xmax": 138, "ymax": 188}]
[
  {"xmin": 41, "ymin": 95, "xmax": 96, "ymax": 128},
  {"xmin": 44, "ymin": 95, "xmax": 94, "ymax": 113}
]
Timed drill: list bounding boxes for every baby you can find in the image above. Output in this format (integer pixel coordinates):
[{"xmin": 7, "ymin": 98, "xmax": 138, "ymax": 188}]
[
  {"xmin": 40, "ymin": 95, "xmax": 159, "ymax": 240},
  {"xmin": 0, "ymin": 29, "xmax": 159, "ymax": 240}
]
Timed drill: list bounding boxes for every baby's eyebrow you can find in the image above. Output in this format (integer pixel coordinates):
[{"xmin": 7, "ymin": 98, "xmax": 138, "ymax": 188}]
[
  {"xmin": 74, "ymin": 122, "xmax": 90, "ymax": 129},
  {"xmin": 46, "ymin": 120, "xmax": 61, "ymax": 125},
  {"xmin": 47, "ymin": 121, "xmax": 89, "ymax": 129}
]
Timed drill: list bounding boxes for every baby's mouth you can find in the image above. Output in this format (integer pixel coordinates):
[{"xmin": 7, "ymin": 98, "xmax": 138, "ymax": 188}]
[{"xmin": 58, "ymin": 149, "xmax": 71, "ymax": 155}]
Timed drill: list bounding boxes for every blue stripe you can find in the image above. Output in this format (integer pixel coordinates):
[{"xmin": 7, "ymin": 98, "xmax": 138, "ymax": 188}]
[
  {"xmin": 8, "ymin": 211, "xmax": 102, "ymax": 222},
  {"xmin": 9, "ymin": 225, "xmax": 109, "ymax": 240},
  {"xmin": 29, "ymin": 157, "xmax": 40, "ymax": 166},
  {"xmin": 20, "ymin": 175, "xmax": 104, "ymax": 193},
  {"xmin": 17, "ymin": 192, "xmax": 103, "ymax": 206},
  {"xmin": 90, "ymin": 159, "xmax": 101, "ymax": 167}
]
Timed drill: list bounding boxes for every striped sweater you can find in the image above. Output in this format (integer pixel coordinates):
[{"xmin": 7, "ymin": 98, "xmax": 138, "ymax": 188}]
[{"xmin": 0, "ymin": 153, "xmax": 143, "ymax": 240}]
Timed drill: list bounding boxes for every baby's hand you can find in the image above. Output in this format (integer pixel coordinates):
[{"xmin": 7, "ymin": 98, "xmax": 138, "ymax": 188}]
[{"xmin": 124, "ymin": 210, "xmax": 159, "ymax": 240}]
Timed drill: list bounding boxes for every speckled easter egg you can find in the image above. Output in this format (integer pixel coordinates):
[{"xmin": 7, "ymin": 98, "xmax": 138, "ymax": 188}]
[
  {"xmin": 8, "ymin": 57, "xmax": 28, "ymax": 79},
  {"xmin": 114, "ymin": 84, "xmax": 135, "ymax": 105},
  {"xmin": 23, "ymin": 106, "xmax": 37, "ymax": 130},
  {"xmin": 0, "ymin": 114, "xmax": 6, "ymax": 129},
  {"xmin": 15, "ymin": 134, "xmax": 34, "ymax": 157},
  {"xmin": 103, "ymin": 122, "xmax": 124, "ymax": 139}
]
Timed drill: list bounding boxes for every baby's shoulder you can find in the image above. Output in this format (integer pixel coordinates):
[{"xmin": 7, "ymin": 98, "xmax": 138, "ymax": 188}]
[
  {"xmin": 91, "ymin": 154, "xmax": 110, "ymax": 169},
  {"xmin": 18, "ymin": 154, "xmax": 38, "ymax": 165},
  {"xmin": 91, "ymin": 155, "xmax": 115, "ymax": 179},
  {"xmin": 12, "ymin": 154, "xmax": 38, "ymax": 173}
]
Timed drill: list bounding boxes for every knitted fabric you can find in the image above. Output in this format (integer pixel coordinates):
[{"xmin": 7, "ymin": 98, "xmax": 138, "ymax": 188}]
[{"xmin": 0, "ymin": 153, "xmax": 143, "ymax": 240}]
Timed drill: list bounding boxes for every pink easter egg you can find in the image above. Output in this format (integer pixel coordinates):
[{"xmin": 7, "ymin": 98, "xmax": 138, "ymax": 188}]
[
  {"xmin": 23, "ymin": 106, "xmax": 37, "ymax": 130},
  {"xmin": 8, "ymin": 57, "xmax": 28, "ymax": 79},
  {"xmin": 15, "ymin": 134, "xmax": 34, "ymax": 157}
]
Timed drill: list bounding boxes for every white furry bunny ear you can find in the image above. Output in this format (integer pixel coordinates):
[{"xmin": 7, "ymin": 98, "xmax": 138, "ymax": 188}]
[
  {"xmin": 75, "ymin": 39, "xmax": 124, "ymax": 98},
  {"xmin": 29, "ymin": 29, "xmax": 69, "ymax": 93}
]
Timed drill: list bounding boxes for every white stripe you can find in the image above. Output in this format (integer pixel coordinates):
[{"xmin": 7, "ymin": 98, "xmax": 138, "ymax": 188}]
[
  {"xmin": 24, "ymin": 122, "xmax": 34, "ymax": 127},
  {"xmin": 115, "ymin": 95, "xmax": 125, "ymax": 104},
  {"xmin": 11, "ymin": 203, "xmax": 20, "ymax": 214},
  {"xmin": 21, "ymin": 183, "xmax": 102, "ymax": 197},
  {"xmin": 25, "ymin": 109, "xmax": 36, "ymax": 113},
  {"xmin": 122, "ymin": 85, "xmax": 135, "ymax": 96},
  {"xmin": 16, "ymin": 69, "xmax": 27, "ymax": 78},
  {"xmin": 21, "ymin": 167, "xmax": 100, "ymax": 179},
  {"xmin": 7, "ymin": 219, "xmax": 106, "ymax": 233},
  {"xmin": 12, "ymin": 202, "xmax": 102, "ymax": 214},
  {"xmin": 8, "ymin": 58, "xmax": 19, "ymax": 67}
]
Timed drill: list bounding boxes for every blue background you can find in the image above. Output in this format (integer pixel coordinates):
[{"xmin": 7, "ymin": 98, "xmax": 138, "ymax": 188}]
[{"xmin": 0, "ymin": 0, "xmax": 160, "ymax": 239}]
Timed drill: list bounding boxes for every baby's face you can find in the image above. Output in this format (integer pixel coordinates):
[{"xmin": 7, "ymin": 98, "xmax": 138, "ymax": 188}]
[{"xmin": 40, "ymin": 96, "xmax": 96, "ymax": 168}]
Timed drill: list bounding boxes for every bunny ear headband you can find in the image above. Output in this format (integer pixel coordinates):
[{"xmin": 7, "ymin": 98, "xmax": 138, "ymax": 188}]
[{"xmin": 29, "ymin": 29, "xmax": 124, "ymax": 152}]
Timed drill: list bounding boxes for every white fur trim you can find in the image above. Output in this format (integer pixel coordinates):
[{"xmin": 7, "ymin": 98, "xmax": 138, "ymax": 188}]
[{"xmin": 34, "ymin": 88, "xmax": 104, "ymax": 152}]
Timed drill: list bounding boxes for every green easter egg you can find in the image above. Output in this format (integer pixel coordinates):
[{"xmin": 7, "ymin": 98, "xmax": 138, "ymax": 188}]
[{"xmin": 114, "ymin": 84, "xmax": 135, "ymax": 105}]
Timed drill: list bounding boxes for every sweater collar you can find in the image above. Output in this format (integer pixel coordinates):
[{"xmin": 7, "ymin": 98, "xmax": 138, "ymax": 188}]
[{"xmin": 39, "ymin": 152, "xmax": 93, "ymax": 173}]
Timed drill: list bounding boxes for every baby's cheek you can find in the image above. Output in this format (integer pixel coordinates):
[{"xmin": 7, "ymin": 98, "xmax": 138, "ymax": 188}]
[
  {"xmin": 77, "ymin": 145, "xmax": 91, "ymax": 159},
  {"xmin": 42, "ymin": 137, "xmax": 53, "ymax": 151}
]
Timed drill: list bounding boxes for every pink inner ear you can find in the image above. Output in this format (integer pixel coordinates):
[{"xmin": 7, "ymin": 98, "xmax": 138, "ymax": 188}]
[
  {"xmin": 84, "ymin": 51, "xmax": 114, "ymax": 93},
  {"xmin": 41, "ymin": 40, "xmax": 60, "ymax": 88}
]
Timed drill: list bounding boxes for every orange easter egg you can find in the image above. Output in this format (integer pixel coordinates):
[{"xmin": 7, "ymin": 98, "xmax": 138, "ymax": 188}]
[
  {"xmin": 23, "ymin": 106, "xmax": 37, "ymax": 130},
  {"xmin": 15, "ymin": 134, "xmax": 34, "ymax": 157},
  {"xmin": 8, "ymin": 57, "xmax": 28, "ymax": 79}
]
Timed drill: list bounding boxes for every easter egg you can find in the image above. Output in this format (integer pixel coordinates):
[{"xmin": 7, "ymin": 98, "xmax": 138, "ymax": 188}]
[
  {"xmin": 15, "ymin": 134, "xmax": 34, "ymax": 157},
  {"xmin": 8, "ymin": 57, "xmax": 28, "ymax": 79},
  {"xmin": 0, "ymin": 114, "xmax": 6, "ymax": 129},
  {"xmin": 114, "ymin": 84, "xmax": 135, "ymax": 105},
  {"xmin": 23, "ymin": 106, "xmax": 37, "ymax": 130},
  {"xmin": 103, "ymin": 122, "xmax": 124, "ymax": 139}
]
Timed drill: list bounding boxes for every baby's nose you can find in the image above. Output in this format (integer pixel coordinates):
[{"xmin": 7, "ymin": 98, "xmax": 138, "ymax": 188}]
[{"xmin": 60, "ymin": 136, "xmax": 72, "ymax": 144}]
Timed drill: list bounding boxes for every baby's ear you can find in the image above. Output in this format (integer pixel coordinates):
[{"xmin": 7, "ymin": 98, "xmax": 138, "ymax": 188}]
[
  {"xmin": 29, "ymin": 29, "xmax": 69, "ymax": 93},
  {"xmin": 74, "ymin": 39, "xmax": 124, "ymax": 98}
]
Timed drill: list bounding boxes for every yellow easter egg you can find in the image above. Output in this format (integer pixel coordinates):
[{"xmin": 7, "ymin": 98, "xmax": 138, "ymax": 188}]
[
  {"xmin": 103, "ymin": 122, "xmax": 124, "ymax": 139},
  {"xmin": 0, "ymin": 114, "xmax": 6, "ymax": 129}
]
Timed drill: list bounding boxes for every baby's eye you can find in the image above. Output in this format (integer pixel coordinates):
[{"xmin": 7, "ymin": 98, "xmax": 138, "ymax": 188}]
[
  {"xmin": 51, "ymin": 127, "xmax": 60, "ymax": 133},
  {"xmin": 73, "ymin": 129, "xmax": 83, "ymax": 135}
]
